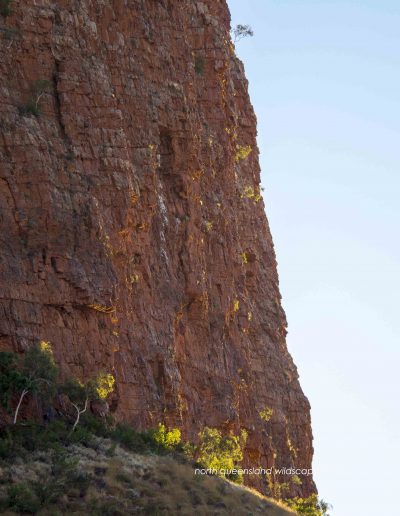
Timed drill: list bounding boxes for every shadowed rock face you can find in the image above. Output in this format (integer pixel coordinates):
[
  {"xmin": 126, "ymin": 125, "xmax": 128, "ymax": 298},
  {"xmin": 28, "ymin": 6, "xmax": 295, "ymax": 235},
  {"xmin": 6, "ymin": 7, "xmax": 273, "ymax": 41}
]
[{"xmin": 0, "ymin": 0, "xmax": 315, "ymax": 497}]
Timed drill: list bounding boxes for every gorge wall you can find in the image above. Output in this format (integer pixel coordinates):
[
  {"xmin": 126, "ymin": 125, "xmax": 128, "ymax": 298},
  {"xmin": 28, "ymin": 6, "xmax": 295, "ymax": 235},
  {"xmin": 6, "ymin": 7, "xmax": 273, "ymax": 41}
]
[{"xmin": 0, "ymin": 0, "xmax": 315, "ymax": 498}]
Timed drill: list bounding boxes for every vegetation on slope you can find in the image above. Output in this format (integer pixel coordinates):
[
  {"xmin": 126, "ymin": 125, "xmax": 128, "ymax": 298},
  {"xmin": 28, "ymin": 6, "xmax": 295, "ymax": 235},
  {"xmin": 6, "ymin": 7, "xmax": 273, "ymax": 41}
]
[
  {"xmin": 0, "ymin": 426, "xmax": 295, "ymax": 515},
  {"xmin": 0, "ymin": 345, "xmax": 329, "ymax": 515}
]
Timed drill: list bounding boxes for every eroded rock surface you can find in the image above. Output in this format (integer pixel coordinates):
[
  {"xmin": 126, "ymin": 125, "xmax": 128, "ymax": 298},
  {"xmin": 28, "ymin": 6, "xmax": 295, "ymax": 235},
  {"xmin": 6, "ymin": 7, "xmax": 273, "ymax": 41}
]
[{"xmin": 0, "ymin": 0, "xmax": 315, "ymax": 497}]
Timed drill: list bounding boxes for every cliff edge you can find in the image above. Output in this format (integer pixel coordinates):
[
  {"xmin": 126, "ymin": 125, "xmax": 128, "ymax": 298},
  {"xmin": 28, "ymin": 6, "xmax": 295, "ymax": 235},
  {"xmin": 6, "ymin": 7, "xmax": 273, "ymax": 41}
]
[{"xmin": 0, "ymin": 0, "xmax": 315, "ymax": 498}]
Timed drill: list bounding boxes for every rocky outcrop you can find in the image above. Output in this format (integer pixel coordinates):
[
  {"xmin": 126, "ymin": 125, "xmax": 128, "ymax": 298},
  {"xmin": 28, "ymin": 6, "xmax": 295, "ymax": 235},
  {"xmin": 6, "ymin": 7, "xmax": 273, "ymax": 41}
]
[{"xmin": 0, "ymin": 0, "xmax": 315, "ymax": 497}]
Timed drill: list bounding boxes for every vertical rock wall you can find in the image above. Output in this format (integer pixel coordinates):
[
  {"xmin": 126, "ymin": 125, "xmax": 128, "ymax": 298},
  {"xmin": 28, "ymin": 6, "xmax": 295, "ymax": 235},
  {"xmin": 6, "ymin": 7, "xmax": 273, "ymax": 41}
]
[{"xmin": 0, "ymin": 0, "xmax": 315, "ymax": 497}]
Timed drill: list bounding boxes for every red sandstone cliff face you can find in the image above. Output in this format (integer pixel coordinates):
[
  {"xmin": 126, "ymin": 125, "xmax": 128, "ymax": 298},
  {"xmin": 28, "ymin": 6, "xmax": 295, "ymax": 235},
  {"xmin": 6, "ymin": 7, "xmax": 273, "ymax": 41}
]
[{"xmin": 0, "ymin": 0, "xmax": 315, "ymax": 497}]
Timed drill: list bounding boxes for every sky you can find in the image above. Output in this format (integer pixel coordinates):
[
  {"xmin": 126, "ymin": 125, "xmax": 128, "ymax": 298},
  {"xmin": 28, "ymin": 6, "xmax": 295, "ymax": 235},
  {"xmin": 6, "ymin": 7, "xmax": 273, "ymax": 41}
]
[{"xmin": 227, "ymin": 1, "xmax": 400, "ymax": 514}]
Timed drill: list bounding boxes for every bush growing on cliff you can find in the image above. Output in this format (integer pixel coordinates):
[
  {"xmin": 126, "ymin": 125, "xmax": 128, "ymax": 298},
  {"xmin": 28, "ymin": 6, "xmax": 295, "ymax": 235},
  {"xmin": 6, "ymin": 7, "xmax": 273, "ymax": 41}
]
[
  {"xmin": 193, "ymin": 427, "xmax": 248, "ymax": 483},
  {"xmin": 0, "ymin": 0, "xmax": 12, "ymax": 17},
  {"xmin": 283, "ymin": 494, "xmax": 331, "ymax": 515},
  {"xmin": 1, "ymin": 27, "xmax": 21, "ymax": 50},
  {"xmin": 259, "ymin": 406, "xmax": 273, "ymax": 422},
  {"xmin": 0, "ymin": 352, "xmax": 22, "ymax": 413},
  {"xmin": 0, "ymin": 345, "xmax": 116, "ymax": 434},
  {"xmin": 0, "ymin": 349, "xmax": 269, "ymax": 500},
  {"xmin": 151, "ymin": 422, "xmax": 181, "ymax": 450},
  {"xmin": 235, "ymin": 144, "xmax": 252, "ymax": 162},
  {"xmin": 0, "ymin": 342, "xmax": 58, "ymax": 424},
  {"xmin": 195, "ymin": 55, "xmax": 205, "ymax": 75},
  {"xmin": 110, "ymin": 422, "xmax": 181, "ymax": 454},
  {"xmin": 19, "ymin": 79, "xmax": 52, "ymax": 117},
  {"xmin": 61, "ymin": 373, "xmax": 115, "ymax": 433}
]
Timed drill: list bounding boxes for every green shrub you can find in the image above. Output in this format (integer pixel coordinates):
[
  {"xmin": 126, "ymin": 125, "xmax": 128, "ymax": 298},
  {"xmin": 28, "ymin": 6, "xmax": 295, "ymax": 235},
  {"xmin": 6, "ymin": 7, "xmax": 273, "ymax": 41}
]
[
  {"xmin": 81, "ymin": 411, "xmax": 112, "ymax": 437},
  {"xmin": 292, "ymin": 474, "xmax": 302, "ymax": 486},
  {"xmin": 150, "ymin": 423, "xmax": 181, "ymax": 450},
  {"xmin": 111, "ymin": 423, "xmax": 148, "ymax": 452},
  {"xmin": 0, "ymin": 414, "xmax": 109, "ymax": 461},
  {"xmin": 0, "ymin": 0, "xmax": 12, "ymax": 17},
  {"xmin": 267, "ymin": 478, "xmax": 290, "ymax": 499},
  {"xmin": 284, "ymin": 494, "xmax": 331, "ymax": 515},
  {"xmin": 259, "ymin": 406, "xmax": 273, "ymax": 422},
  {"xmin": 111, "ymin": 423, "xmax": 154, "ymax": 453},
  {"xmin": 30, "ymin": 449, "xmax": 90, "ymax": 507},
  {"xmin": 66, "ymin": 469, "xmax": 92, "ymax": 496},
  {"xmin": 105, "ymin": 442, "xmax": 117, "ymax": 457},
  {"xmin": 0, "ymin": 423, "xmax": 45, "ymax": 457},
  {"xmin": 0, "ymin": 351, "xmax": 26, "ymax": 413},
  {"xmin": 10, "ymin": 450, "xmax": 92, "ymax": 511},
  {"xmin": 0, "ymin": 431, "xmax": 13, "ymax": 459},
  {"xmin": 7, "ymin": 483, "xmax": 40, "ymax": 514},
  {"xmin": 1, "ymin": 26, "xmax": 20, "ymax": 45},
  {"xmin": 50, "ymin": 448, "xmax": 78, "ymax": 476},
  {"xmin": 30, "ymin": 478, "xmax": 64, "ymax": 506},
  {"xmin": 0, "ymin": 342, "xmax": 59, "ymax": 424},
  {"xmin": 195, "ymin": 56, "xmax": 205, "ymax": 75},
  {"xmin": 194, "ymin": 427, "xmax": 247, "ymax": 483},
  {"xmin": 89, "ymin": 497, "xmax": 126, "ymax": 516},
  {"xmin": 39, "ymin": 419, "xmax": 69, "ymax": 446},
  {"xmin": 115, "ymin": 471, "xmax": 132, "ymax": 484},
  {"xmin": 0, "ymin": 420, "xmax": 77, "ymax": 459},
  {"xmin": 234, "ymin": 144, "xmax": 252, "ymax": 162},
  {"xmin": 19, "ymin": 79, "xmax": 52, "ymax": 117},
  {"xmin": 60, "ymin": 372, "xmax": 115, "ymax": 433},
  {"xmin": 18, "ymin": 99, "xmax": 40, "ymax": 117},
  {"xmin": 111, "ymin": 422, "xmax": 181, "ymax": 455}
]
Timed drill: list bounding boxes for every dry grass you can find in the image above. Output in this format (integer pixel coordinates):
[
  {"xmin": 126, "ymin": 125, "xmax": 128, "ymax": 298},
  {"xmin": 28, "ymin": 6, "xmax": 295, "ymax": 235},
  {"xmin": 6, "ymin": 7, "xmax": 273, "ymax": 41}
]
[{"xmin": 0, "ymin": 437, "xmax": 294, "ymax": 515}]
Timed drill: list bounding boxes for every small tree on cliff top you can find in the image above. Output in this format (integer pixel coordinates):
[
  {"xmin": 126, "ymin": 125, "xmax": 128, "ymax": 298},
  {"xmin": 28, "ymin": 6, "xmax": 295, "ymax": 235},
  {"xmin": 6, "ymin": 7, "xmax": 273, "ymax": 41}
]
[
  {"xmin": 61, "ymin": 373, "xmax": 115, "ymax": 433},
  {"xmin": 232, "ymin": 24, "xmax": 254, "ymax": 43}
]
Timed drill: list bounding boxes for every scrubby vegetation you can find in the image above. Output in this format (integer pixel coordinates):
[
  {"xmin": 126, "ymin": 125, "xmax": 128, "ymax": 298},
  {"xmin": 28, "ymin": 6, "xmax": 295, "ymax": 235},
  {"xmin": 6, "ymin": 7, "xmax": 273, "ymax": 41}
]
[
  {"xmin": 0, "ymin": 414, "xmax": 294, "ymax": 514},
  {"xmin": 0, "ymin": 0, "xmax": 12, "ymax": 17},
  {"xmin": 260, "ymin": 406, "xmax": 274, "ymax": 422},
  {"xmin": 241, "ymin": 184, "xmax": 262, "ymax": 202},
  {"xmin": 0, "ymin": 342, "xmax": 57, "ymax": 424},
  {"xmin": 194, "ymin": 427, "xmax": 248, "ymax": 483},
  {"xmin": 284, "ymin": 494, "xmax": 331, "ymax": 515},
  {"xmin": 109, "ymin": 422, "xmax": 247, "ymax": 485},
  {"xmin": 0, "ymin": 346, "xmax": 327, "ymax": 514},
  {"xmin": 235, "ymin": 144, "xmax": 252, "ymax": 162},
  {"xmin": 0, "ymin": 343, "xmax": 116, "ymax": 441},
  {"xmin": 0, "ymin": 433, "xmax": 294, "ymax": 515},
  {"xmin": 18, "ymin": 79, "xmax": 52, "ymax": 117},
  {"xmin": 61, "ymin": 373, "xmax": 115, "ymax": 433},
  {"xmin": 194, "ymin": 55, "xmax": 205, "ymax": 75}
]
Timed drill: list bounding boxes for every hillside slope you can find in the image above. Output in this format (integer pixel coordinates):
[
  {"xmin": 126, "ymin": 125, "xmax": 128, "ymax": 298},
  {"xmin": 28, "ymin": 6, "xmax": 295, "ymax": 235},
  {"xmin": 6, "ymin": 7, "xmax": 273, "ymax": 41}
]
[{"xmin": 0, "ymin": 436, "xmax": 294, "ymax": 515}]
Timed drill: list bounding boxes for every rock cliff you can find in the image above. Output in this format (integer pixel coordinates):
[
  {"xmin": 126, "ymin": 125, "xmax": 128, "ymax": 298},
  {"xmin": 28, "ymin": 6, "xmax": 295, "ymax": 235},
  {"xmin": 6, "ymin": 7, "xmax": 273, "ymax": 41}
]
[{"xmin": 0, "ymin": 0, "xmax": 315, "ymax": 498}]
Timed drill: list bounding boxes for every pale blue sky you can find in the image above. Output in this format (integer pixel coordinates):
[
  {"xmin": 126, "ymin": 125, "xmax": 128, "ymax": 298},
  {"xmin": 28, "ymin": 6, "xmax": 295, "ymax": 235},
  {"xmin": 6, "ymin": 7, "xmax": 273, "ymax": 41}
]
[{"xmin": 228, "ymin": 1, "xmax": 400, "ymax": 514}]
